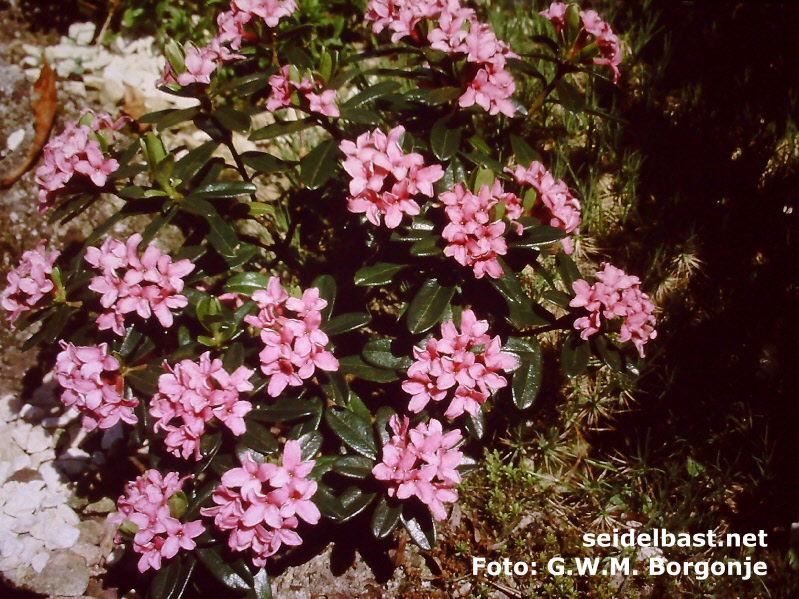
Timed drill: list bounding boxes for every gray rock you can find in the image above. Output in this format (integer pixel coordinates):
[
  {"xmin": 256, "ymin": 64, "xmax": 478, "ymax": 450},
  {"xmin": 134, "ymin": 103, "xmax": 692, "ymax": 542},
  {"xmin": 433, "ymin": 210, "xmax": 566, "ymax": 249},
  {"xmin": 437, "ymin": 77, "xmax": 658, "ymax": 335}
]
[{"xmin": 28, "ymin": 549, "xmax": 91, "ymax": 597}]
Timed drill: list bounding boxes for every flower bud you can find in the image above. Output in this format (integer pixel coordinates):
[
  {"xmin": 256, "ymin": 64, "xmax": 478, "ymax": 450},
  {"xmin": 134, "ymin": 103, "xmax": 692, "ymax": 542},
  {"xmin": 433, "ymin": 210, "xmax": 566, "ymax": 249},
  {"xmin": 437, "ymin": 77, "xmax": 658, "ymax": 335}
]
[
  {"xmin": 118, "ymin": 519, "xmax": 139, "ymax": 539},
  {"xmin": 167, "ymin": 490, "xmax": 189, "ymax": 519},
  {"xmin": 565, "ymin": 4, "xmax": 582, "ymax": 47}
]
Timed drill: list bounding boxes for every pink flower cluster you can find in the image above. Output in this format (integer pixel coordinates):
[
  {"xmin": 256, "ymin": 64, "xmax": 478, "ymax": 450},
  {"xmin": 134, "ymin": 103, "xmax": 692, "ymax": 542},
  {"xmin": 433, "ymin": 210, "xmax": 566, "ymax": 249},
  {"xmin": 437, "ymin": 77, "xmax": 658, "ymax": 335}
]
[
  {"xmin": 54, "ymin": 341, "xmax": 139, "ymax": 431},
  {"xmin": 570, "ymin": 263, "xmax": 657, "ymax": 357},
  {"xmin": 507, "ymin": 161, "xmax": 582, "ymax": 254},
  {"xmin": 1, "ymin": 241, "xmax": 60, "ymax": 328},
  {"xmin": 162, "ymin": 0, "xmax": 297, "ymax": 86},
  {"xmin": 372, "ymin": 415, "xmax": 462, "ymax": 521},
  {"xmin": 150, "ymin": 353, "xmax": 254, "ymax": 460},
  {"xmin": 402, "ymin": 309, "xmax": 517, "ymax": 418},
  {"xmin": 340, "ymin": 125, "xmax": 444, "ymax": 228},
  {"xmin": 540, "ymin": 2, "xmax": 622, "ymax": 83},
  {"xmin": 440, "ymin": 181, "xmax": 521, "ymax": 279},
  {"xmin": 266, "ymin": 65, "xmax": 339, "ymax": 117},
  {"xmin": 244, "ymin": 277, "xmax": 339, "ymax": 397},
  {"xmin": 201, "ymin": 442, "xmax": 320, "ymax": 565},
  {"xmin": 365, "ymin": 0, "xmax": 517, "ymax": 116},
  {"xmin": 34, "ymin": 111, "xmax": 127, "ymax": 211},
  {"xmin": 111, "ymin": 471, "xmax": 205, "ymax": 572},
  {"xmin": 85, "ymin": 233, "xmax": 195, "ymax": 336}
]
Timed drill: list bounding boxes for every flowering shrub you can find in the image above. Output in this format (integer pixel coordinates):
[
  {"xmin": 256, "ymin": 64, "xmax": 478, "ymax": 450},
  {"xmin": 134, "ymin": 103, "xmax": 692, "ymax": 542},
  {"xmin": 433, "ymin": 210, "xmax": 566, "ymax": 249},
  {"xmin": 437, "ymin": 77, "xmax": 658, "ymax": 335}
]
[{"xmin": 4, "ymin": 0, "xmax": 655, "ymax": 594}]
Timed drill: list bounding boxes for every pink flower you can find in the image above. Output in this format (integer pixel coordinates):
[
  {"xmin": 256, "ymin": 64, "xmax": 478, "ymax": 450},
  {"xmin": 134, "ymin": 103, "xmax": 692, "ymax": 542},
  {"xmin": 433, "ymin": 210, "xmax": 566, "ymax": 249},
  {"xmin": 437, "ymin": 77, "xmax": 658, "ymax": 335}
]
[
  {"xmin": 539, "ymin": 2, "xmax": 568, "ymax": 29},
  {"xmin": 266, "ymin": 65, "xmax": 339, "ymax": 117},
  {"xmin": 1, "ymin": 241, "xmax": 60, "ymax": 328},
  {"xmin": 506, "ymin": 161, "xmax": 582, "ymax": 254},
  {"xmin": 54, "ymin": 342, "xmax": 138, "ymax": 432},
  {"xmin": 569, "ymin": 263, "xmax": 657, "ymax": 357},
  {"xmin": 402, "ymin": 309, "xmax": 517, "ymax": 418},
  {"xmin": 34, "ymin": 112, "xmax": 126, "ymax": 211},
  {"xmin": 84, "ymin": 234, "xmax": 194, "ymax": 336},
  {"xmin": 176, "ymin": 44, "xmax": 219, "ymax": 86},
  {"xmin": 244, "ymin": 277, "xmax": 338, "ymax": 397},
  {"xmin": 440, "ymin": 182, "xmax": 512, "ymax": 278},
  {"xmin": 340, "ymin": 126, "xmax": 443, "ymax": 229},
  {"xmin": 372, "ymin": 415, "xmax": 462, "ymax": 521},
  {"xmin": 111, "ymin": 471, "xmax": 205, "ymax": 573},
  {"xmin": 150, "ymin": 352, "xmax": 253, "ymax": 460},
  {"xmin": 202, "ymin": 441, "xmax": 319, "ymax": 565}
]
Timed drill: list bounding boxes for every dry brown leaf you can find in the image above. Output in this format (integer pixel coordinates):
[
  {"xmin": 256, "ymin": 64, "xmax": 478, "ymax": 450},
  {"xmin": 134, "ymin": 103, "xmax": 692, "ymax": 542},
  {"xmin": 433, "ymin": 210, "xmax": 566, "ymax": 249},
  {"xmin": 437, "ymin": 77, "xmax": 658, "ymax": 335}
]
[{"xmin": 1, "ymin": 58, "xmax": 58, "ymax": 186}]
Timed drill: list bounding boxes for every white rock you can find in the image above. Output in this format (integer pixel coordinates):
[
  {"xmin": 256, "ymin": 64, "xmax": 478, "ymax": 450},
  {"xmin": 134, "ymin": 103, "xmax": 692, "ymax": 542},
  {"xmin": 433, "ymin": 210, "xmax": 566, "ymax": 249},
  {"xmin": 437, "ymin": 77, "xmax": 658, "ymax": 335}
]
[
  {"xmin": 69, "ymin": 22, "xmax": 96, "ymax": 46},
  {"xmin": 31, "ymin": 551, "xmax": 50, "ymax": 573},
  {"xmin": 6, "ymin": 128, "xmax": 25, "ymax": 151}
]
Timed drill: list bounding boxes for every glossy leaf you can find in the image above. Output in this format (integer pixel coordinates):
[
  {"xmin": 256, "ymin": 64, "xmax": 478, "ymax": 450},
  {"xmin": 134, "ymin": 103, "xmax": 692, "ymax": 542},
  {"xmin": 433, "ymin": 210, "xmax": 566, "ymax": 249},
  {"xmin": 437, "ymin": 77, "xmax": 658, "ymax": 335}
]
[
  {"xmin": 510, "ymin": 225, "xmax": 567, "ymax": 249},
  {"xmin": 430, "ymin": 117, "xmax": 462, "ymax": 161},
  {"xmin": 342, "ymin": 80, "xmax": 401, "ymax": 109},
  {"xmin": 173, "ymin": 140, "xmax": 219, "ymax": 182},
  {"xmin": 339, "ymin": 355, "xmax": 398, "ymax": 382},
  {"xmin": 189, "ymin": 181, "xmax": 257, "ymax": 200},
  {"xmin": 214, "ymin": 106, "xmax": 251, "ymax": 132},
  {"xmin": 195, "ymin": 547, "xmax": 250, "ymax": 591},
  {"xmin": 371, "ymin": 495, "xmax": 402, "ymax": 539},
  {"xmin": 320, "ymin": 370, "xmax": 350, "ymax": 406},
  {"xmin": 510, "ymin": 135, "xmax": 542, "ymax": 167},
  {"xmin": 556, "ymin": 79, "xmax": 585, "ymax": 114},
  {"xmin": 561, "ymin": 331, "xmax": 590, "ymax": 378},
  {"xmin": 332, "ymin": 455, "xmax": 375, "ymax": 479},
  {"xmin": 322, "ymin": 312, "xmax": 371, "ymax": 335},
  {"xmin": 406, "ymin": 279, "xmax": 455, "ymax": 334},
  {"xmin": 241, "ymin": 420, "xmax": 279, "ymax": 455},
  {"xmin": 224, "ymin": 272, "xmax": 272, "ymax": 297},
  {"xmin": 556, "ymin": 252, "xmax": 583, "ymax": 290},
  {"xmin": 362, "ymin": 338, "xmax": 413, "ymax": 370},
  {"xmin": 465, "ymin": 409, "xmax": 485, "ymax": 440},
  {"xmin": 325, "ymin": 407, "xmax": 377, "ymax": 459},
  {"xmin": 297, "ymin": 431, "xmax": 323, "ymax": 460},
  {"xmin": 249, "ymin": 118, "xmax": 314, "ymax": 141},
  {"xmin": 401, "ymin": 509, "xmax": 436, "ymax": 550},
  {"xmin": 250, "ymin": 569, "xmax": 271, "ymax": 599},
  {"xmin": 249, "ymin": 397, "xmax": 321, "ymax": 422},
  {"xmin": 240, "ymin": 151, "xmax": 296, "ymax": 174},
  {"xmin": 506, "ymin": 337, "xmax": 542, "ymax": 409},
  {"xmin": 312, "ymin": 274, "xmax": 336, "ymax": 321},
  {"xmin": 593, "ymin": 334, "xmax": 625, "ymax": 373},
  {"xmin": 354, "ymin": 263, "xmax": 406, "ymax": 286},
  {"xmin": 300, "ymin": 139, "xmax": 339, "ymax": 190}
]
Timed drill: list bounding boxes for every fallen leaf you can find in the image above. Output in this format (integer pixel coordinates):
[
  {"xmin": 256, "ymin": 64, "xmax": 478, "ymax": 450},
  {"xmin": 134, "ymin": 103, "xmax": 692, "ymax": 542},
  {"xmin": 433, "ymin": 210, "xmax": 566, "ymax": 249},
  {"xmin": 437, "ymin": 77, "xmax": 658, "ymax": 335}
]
[{"xmin": 1, "ymin": 58, "xmax": 58, "ymax": 186}]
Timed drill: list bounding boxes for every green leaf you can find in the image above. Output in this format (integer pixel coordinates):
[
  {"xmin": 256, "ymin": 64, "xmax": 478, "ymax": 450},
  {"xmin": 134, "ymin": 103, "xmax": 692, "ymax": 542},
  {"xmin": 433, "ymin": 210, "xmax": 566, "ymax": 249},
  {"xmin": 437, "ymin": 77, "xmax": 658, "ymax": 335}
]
[
  {"xmin": 173, "ymin": 140, "xmax": 219, "ymax": 182},
  {"xmin": 312, "ymin": 274, "xmax": 336, "ymax": 321},
  {"xmin": 401, "ymin": 509, "xmax": 436, "ymax": 550},
  {"xmin": 214, "ymin": 106, "xmax": 251, "ymax": 132},
  {"xmin": 406, "ymin": 279, "xmax": 455, "ymax": 334},
  {"xmin": 205, "ymin": 211, "xmax": 240, "ymax": 259},
  {"xmin": 507, "ymin": 338, "xmax": 542, "ymax": 409},
  {"xmin": 555, "ymin": 79, "xmax": 585, "ymax": 114},
  {"xmin": 249, "ymin": 397, "xmax": 321, "ymax": 422},
  {"xmin": 126, "ymin": 363, "xmax": 162, "ymax": 397},
  {"xmin": 436, "ymin": 156, "xmax": 467, "ymax": 193},
  {"xmin": 300, "ymin": 139, "xmax": 339, "ymax": 190},
  {"xmin": 371, "ymin": 495, "xmax": 402, "ymax": 539},
  {"xmin": 320, "ymin": 370, "xmax": 350, "ymax": 406},
  {"xmin": 241, "ymin": 420, "xmax": 279, "ymax": 455},
  {"xmin": 510, "ymin": 135, "xmax": 542, "ymax": 167},
  {"xmin": 139, "ymin": 106, "xmax": 200, "ymax": 129},
  {"xmin": 224, "ymin": 272, "xmax": 272, "ymax": 297},
  {"xmin": 240, "ymin": 151, "xmax": 296, "ymax": 174},
  {"xmin": 375, "ymin": 406, "xmax": 397, "ymax": 446},
  {"xmin": 189, "ymin": 181, "xmax": 257, "ymax": 200},
  {"xmin": 592, "ymin": 334, "xmax": 625, "ymax": 373},
  {"xmin": 338, "ymin": 486, "xmax": 376, "ymax": 522},
  {"xmin": 561, "ymin": 332, "xmax": 590, "ymax": 378},
  {"xmin": 404, "ymin": 86, "xmax": 461, "ymax": 105},
  {"xmin": 338, "ymin": 108, "xmax": 382, "ymax": 125},
  {"xmin": 354, "ymin": 263, "xmax": 406, "ymax": 287},
  {"xmin": 430, "ymin": 117, "xmax": 462, "ymax": 161},
  {"xmin": 465, "ymin": 409, "xmax": 485, "ymax": 440},
  {"xmin": 543, "ymin": 289, "xmax": 572, "ymax": 308},
  {"xmin": 314, "ymin": 484, "xmax": 347, "ymax": 520},
  {"xmin": 149, "ymin": 559, "xmax": 181, "ymax": 599},
  {"xmin": 339, "ymin": 356, "xmax": 398, "ymax": 382},
  {"xmin": 332, "ymin": 455, "xmax": 375, "ymax": 479},
  {"xmin": 249, "ymin": 118, "xmax": 314, "ymax": 141},
  {"xmin": 342, "ymin": 80, "xmax": 401, "ymax": 109},
  {"xmin": 362, "ymin": 338, "xmax": 413, "ymax": 370},
  {"xmin": 250, "ymin": 569, "xmax": 271, "ymax": 599},
  {"xmin": 409, "ymin": 236, "xmax": 443, "ymax": 257},
  {"xmin": 461, "ymin": 150, "xmax": 505, "ymax": 174},
  {"xmin": 510, "ymin": 225, "xmax": 567, "ymax": 249},
  {"xmin": 296, "ymin": 431, "xmax": 323, "ymax": 460},
  {"xmin": 196, "ymin": 547, "xmax": 250, "ymax": 591},
  {"xmin": 21, "ymin": 305, "xmax": 72, "ymax": 351},
  {"xmin": 489, "ymin": 263, "xmax": 548, "ymax": 327},
  {"xmin": 506, "ymin": 58, "xmax": 547, "ymax": 82},
  {"xmin": 323, "ymin": 312, "xmax": 371, "ymax": 336},
  {"xmin": 556, "ymin": 253, "xmax": 582, "ymax": 290},
  {"xmin": 325, "ymin": 408, "xmax": 377, "ymax": 459}
]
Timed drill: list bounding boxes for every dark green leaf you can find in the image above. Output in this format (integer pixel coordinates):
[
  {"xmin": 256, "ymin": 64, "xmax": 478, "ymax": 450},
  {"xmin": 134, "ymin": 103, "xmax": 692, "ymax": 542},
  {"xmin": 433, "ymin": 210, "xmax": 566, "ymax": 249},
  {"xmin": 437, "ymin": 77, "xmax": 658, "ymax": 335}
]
[
  {"xmin": 205, "ymin": 210, "xmax": 240, "ymax": 259},
  {"xmin": 249, "ymin": 397, "xmax": 320, "ymax": 422},
  {"xmin": 342, "ymin": 80, "xmax": 401, "ymax": 109},
  {"xmin": 300, "ymin": 139, "xmax": 339, "ymax": 190},
  {"xmin": 371, "ymin": 495, "xmax": 402, "ymax": 539},
  {"xmin": 222, "ymin": 342, "xmax": 245, "ymax": 372},
  {"xmin": 409, "ymin": 236, "xmax": 443, "ymax": 257},
  {"xmin": 332, "ymin": 455, "xmax": 375, "ymax": 479},
  {"xmin": 543, "ymin": 290, "xmax": 572, "ymax": 308},
  {"xmin": 338, "ymin": 487, "xmax": 376, "ymax": 522},
  {"xmin": 510, "ymin": 135, "xmax": 542, "ymax": 167},
  {"xmin": 465, "ymin": 409, "xmax": 485, "ymax": 440},
  {"xmin": 362, "ymin": 338, "xmax": 413, "ymax": 370},
  {"xmin": 173, "ymin": 140, "xmax": 219, "ymax": 182},
  {"xmin": 561, "ymin": 332, "xmax": 590, "ymax": 378},
  {"xmin": 490, "ymin": 264, "xmax": 548, "ymax": 328},
  {"xmin": 339, "ymin": 355, "xmax": 398, "ymax": 382},
  {"xmin": 214, "ymin": 106, "xmax": 251, "ymax": 132},
  {"xmin": 284, "ymin": 46, "xmax": 314, "ymax": 69},
  {"xmin": 461, "ymin": 150, "xmax": 505, "ymax": 174},
  {"xmin": 430, "ymin": 117, "xmax": 462, "ymax": 161},
  {"xmin": 125, "ymin": 363, "xmax": 162, "ymax": 397},
  {"xmin": 401, "ymin": 510, "xmax": 436, "ymax": 550},
  {"xmin": 314, "ymin": 484, "xmax": 347, "ymax": 520},
  {"xmin": 354, "ymin": 263, "xmax": 406, "ymax": 286},
  {"xmin": 296, "ymin": 431, "xmax": 323, "ymax": 460},
  {"xmin": 322, "ymin": 312, "xmax": 371, "ymax": 336},
  {"xmin": 375, "ymin": 406, "xmax": 397, "ymax": 446},
  {"xmin": 250, "ymin": 568, "xmax": 271, "ymax": 599},
  {"xmin": 406, "ymin": 279, "xmax": 455, "ymax": 334},
  {"xmin": 338, "ymin": 108, "xmax": 382, "ymax": 125},
  {"xmin": 592, "ymin": 334, "xmax": 625, "ymax": 373},
  {"xmin": 140, "ymin": 106, "xmax": 201, "ymax": 129},
  {"xmin": 249, "ymin": 118, "xmax": 314, "ymax": 141},
  {"xmin": 224, "ymin": 272, "xmax": 272, "ymax": 297},
  {"xmin": 325, "ymin": 408, "xmax": 377, "ymax": 459},
  {"xmin": 189, "ymin": 181, "xmax": 257, "ymax": 200},
  {"xmin": 556, "ymin": 253, "xmax": 582, "ymax": 290},
  {"xmin": 404, "ymin": 86, "xmax": 461, "ymax": 105},
  {"xmin": 149, "ymin": 558, "xmax": 181, "ymax": 599},
  {"xmin": 196, "ymin": 547, "xmax": 250, "ymax": 591},
  {"xmin": 312, "ymin": 274, "xmax": 336, "ymax": 321},
  {"xmin": 555, "ymin": 79, "xmax": 585, "ymax": 114},
  {"xmin": 241, "ymin": 420, "xmax": 279, "ymax": 455},
  {"xmin": 436, "ymin": 156, "xmax": 467, "ymax": 194},
  {"xmin": 506, "ymin": 58, "xmax": 547, "ymax": 81},
  {"xmin": 240, "ymin": 151, "xmax": 296, "ymax": 174},
  {"xmin": 320, "ymin": 370, "xmax": 349, "ymax": 406},
  {"xmin": 507, "ymin": 338, "xmax": 542, "ymax": 409},
  {"xmin": 510, "ymin": 225, "xmax": 567, "ymax": 249}
]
